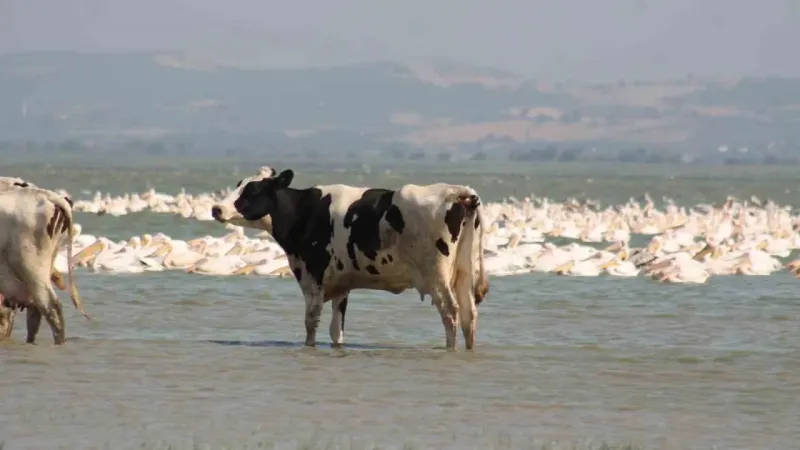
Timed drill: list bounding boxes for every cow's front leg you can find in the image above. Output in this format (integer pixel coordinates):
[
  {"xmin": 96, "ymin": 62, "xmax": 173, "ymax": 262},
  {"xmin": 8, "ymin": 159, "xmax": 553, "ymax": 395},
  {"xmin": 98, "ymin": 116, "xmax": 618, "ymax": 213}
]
[
  {"xmin": 329, "ymin": 295, "xmax": 348, "ymax": 348},
  {"xmin": 26, "ymin": 308, "xmax": 42, "ymax": 344},
  {"xmin": 303, "ymin": 291, "xmax": 324, "ymax": 347}
]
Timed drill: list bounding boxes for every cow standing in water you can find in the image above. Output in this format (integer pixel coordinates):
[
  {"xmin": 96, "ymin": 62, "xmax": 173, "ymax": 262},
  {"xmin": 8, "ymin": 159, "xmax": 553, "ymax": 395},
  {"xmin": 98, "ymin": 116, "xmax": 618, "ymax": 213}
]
[
  {"xmin": 0, "ymin": 177, "xmax": 71, "ymax": 293},
  {"xmin": 211, "ymin": 168, "xmax": 489, "ymax": 351},
  {"xmin": 0, "ymin": 185, "xmax": 88, "ymax": 344}
]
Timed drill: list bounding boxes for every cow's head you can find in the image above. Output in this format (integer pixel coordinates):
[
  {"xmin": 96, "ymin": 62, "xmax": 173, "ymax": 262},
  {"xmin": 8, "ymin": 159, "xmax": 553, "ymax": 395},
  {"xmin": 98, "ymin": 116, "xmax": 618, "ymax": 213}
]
[
  {"xmin": 211, "ymin": 166, "xmax": 278, "ymax": 230},
  {"xmin": 234, "ymin": 169, "xmax": 294, "ymax": 222}
]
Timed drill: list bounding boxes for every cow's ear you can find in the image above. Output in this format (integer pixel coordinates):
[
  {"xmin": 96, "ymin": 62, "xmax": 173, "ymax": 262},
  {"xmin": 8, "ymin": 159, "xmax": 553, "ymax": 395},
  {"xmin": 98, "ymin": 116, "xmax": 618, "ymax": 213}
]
[{"xmin": 275, "ymin": 169, "xmax": 294, "ymax": 188}]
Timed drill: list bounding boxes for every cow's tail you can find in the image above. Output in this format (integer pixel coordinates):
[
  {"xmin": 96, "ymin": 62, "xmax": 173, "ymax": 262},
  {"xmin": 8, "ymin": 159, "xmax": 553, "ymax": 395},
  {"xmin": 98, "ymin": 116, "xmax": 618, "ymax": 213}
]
[
  {"xmin": 455, "ymin": 190, "xmax": 489, "ymax": 306},
  {"xmin": 471, "ymin": 206, "xmax": 489, "ymax": 305},
  {"xmin": 51, "ymin": 195, "xmax": 90, "ymax": 320}
]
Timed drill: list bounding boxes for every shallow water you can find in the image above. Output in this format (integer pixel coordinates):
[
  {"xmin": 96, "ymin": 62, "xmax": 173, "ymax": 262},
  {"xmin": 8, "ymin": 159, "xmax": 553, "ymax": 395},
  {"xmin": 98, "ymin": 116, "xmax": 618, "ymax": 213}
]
[
  {"xmin": 3, "ymin": 272, "xmax": 800, "ymax": 449},
  {"xmin": 2, "ymin": 163, "xmax": 800, "ymax": 449}
]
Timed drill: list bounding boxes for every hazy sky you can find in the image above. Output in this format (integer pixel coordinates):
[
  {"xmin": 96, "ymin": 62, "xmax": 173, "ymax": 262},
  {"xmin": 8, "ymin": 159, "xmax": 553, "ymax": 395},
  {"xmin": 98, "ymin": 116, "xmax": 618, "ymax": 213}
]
[{"xmin": 2, "ymin": 0, "xmax": 798, "ymax": 80}]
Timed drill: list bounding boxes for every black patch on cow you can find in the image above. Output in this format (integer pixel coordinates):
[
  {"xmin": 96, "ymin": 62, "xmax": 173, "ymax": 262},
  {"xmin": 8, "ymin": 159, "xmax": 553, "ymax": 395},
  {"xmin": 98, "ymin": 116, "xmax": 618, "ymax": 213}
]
[
  {"xmin": 336, "ymin": 259, "xmax": 344, "ymax": 271},
  {"xmin": 338, "ymin": 297, "xmax": 348, "ymax": 330},
  {"xmin": 342, "ymin": 189, "xmax": 400, "ymax": 271},
  {"xmin": 366, "ymin": 265, "xmax": 379, "ymax": 275},
  {"xmin": 293, "ymin": 268, "xmax": 302, "ymax": 282},
  {"xmin": 474, "ymin": 213, "xmax": 481, "ymax": 229},
  {"xmin": 13, "ymin": 181, "xmax": 29, "ymax": 188},
  {"xmin": 46, "ymin": 208, "xmax": 61, "ymax": 239},
  {"xmin": 237, "ymin": 179, "xmax": 336, "ymax": 286},
  {"xmin": 435, "ymin": 238, "xmax": 450, "ymax": 256},
  {"xmin": 380, "ymin": 256, "xmax": 388, "ymax": 265},
  {"xmin": 235, "ymin": 179, "xmax": 243, "ymax": 188},
  {"xmin": 444, "ymin": 202, "xmax": 466, "ymax": 243},
  {"xmin": 387, "ymin": 254, "xmax": 394, "ymax": 263},
  {"xmin": 384, "ymin": 205, "xmax": 405, "ymax": 233},
  {"xmin": 294, "ymin": 192, "xmax": 334, "ymax": 286}
]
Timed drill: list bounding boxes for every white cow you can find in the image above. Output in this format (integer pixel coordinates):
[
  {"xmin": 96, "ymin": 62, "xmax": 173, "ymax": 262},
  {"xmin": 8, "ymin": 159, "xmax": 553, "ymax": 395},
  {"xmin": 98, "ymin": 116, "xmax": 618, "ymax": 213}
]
[
  {"xmin": 0, "ymin": 187, "xmax": 88, "ymax": 344},
  {"xmin": 0, "ymin": 177, "xmax": 78, "ymax": 339},
  {"xmin": 211, "ymin": 168, "xmax": 489, "ymax": 351},
  {"xmin": 0, "ymin": 178, "xmax": 68, "ymax": 284}
]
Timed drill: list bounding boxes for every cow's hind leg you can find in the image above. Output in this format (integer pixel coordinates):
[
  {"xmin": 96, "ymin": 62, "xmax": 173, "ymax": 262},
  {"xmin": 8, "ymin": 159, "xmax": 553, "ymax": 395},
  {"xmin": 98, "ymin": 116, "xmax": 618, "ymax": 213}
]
[
  {"xmin": 432, "ymin": 285, "xmax": 459, "ymax": 351},
  {"xmin": 47, "ymin": 292, "xmax": 66, "ymax": 345},
  {"xmin": 454, "ymin": 271, "xmax": 478, "ymax": 351},
  {"xmin": 329, "ymin": 295, "xmax": 348, "ymax": 348},
  {"xmin": 303, "ymin": 291, "xmax": 324, "ymax": 347},
  {"xmin": 28, "ymin": 283, "xmax": 65, "ymax": 345}
]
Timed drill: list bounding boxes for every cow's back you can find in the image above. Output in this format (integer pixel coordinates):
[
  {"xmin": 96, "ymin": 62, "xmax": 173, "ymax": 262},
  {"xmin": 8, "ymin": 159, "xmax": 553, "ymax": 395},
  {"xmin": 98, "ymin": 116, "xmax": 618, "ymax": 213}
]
[
  {"xmin": 0, "ymin": 177, "xmax": 37, "ymax": 190},
  {"xmin": 392, "ymin": 183, "xmax": 479, "ymax": 238},
  {"xmin": 393, "ymin": 182, "xmax": 488, "ymax": 300},
  {"xmin": 0, "ymin": 191, "xmax": 57, "ymax": 255}
]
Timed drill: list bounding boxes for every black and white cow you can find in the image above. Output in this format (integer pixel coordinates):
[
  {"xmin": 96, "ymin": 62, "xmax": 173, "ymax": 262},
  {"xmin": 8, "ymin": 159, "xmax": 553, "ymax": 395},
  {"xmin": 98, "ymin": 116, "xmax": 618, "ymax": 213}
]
[{"xmin": 211, "ymin": 168, "xmax": 489, "ymax": 351}]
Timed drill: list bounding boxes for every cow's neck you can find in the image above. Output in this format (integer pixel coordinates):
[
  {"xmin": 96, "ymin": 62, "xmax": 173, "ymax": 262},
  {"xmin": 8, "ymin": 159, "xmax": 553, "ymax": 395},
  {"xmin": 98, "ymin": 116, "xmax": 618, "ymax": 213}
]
[{"xmin": 269, "ymin": 187, "xmax": 313, "ymax": 254}]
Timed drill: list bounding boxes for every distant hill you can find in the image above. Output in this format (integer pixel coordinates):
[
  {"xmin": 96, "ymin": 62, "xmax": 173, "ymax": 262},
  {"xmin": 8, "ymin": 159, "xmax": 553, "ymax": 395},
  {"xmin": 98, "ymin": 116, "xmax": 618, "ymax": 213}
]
[
  {"xmin": 0, "ymin": 52, "xmax": 571, "ymax": 138},
  {"xmin": 2, "ymin": 51, "xmax": 800, "ymax": 164}
]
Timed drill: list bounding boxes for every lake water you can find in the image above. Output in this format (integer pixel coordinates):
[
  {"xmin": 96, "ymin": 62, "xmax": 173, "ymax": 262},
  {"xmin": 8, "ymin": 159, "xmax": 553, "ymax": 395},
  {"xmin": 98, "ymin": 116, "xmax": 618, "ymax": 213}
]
[{"xmin": 1, "ymin": 162, "xmax": 800, "ymax": 450}]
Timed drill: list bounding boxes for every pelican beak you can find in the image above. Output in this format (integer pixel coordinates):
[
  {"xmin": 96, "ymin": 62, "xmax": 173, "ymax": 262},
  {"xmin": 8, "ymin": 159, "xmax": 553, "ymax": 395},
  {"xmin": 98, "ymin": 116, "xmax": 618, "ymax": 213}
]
[
  {"xmin": 269, "ymin": 266, "xmax": 292, "ymax": 277},
  {"xmin": 552, "ymin": 261, "xmax": 574, "ymax": 275},
  {"xmin": 147, "ymin": 242, "xmax": 172, "ymax": 258},
  {"xmin": 233, "ymin": 264, "xmax": 257, "ymax": 275},
  {"xmin": 226, "ymin": 243, "xmax": 244, "ymax": 256},
  {"xmin": 72, "ymin": 240, "xmax": 104, "ymax": 266},
  {"xmin": 693, "ymin": 244, "xmax": 712, "ymax": 260},
  {"xmin": 51, "ymin": 269, "xmax": 66, "ymax": 291},
  {"xmin": 185, "ymin": 258, "xmax": 207, "ymax": 274},
  {"xmin": 600, "ymin": 259, "xmax": 617, "ymax": 270}
]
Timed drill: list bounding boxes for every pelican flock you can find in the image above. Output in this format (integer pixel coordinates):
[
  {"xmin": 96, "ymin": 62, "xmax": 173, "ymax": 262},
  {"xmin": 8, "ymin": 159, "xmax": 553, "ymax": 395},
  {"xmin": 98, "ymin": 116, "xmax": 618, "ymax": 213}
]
[{"xmin": 46, "ymin": 188, "xmax": 800, "ymax": 285}]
